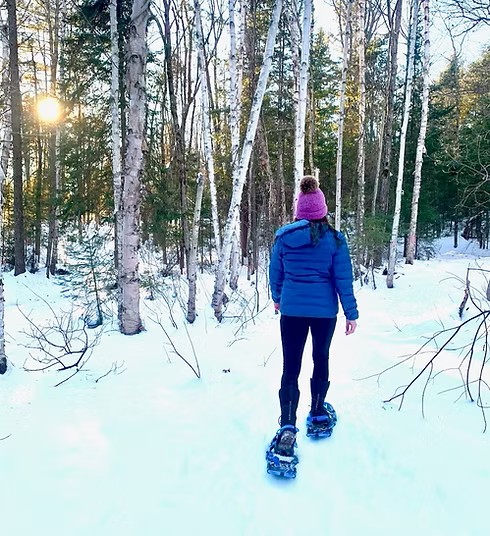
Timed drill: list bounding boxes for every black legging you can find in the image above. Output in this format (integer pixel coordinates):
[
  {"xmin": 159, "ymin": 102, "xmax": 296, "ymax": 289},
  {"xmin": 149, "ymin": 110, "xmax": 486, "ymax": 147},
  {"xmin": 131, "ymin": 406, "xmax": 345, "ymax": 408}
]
[{"xmin": 280, "ymin": 315, "xmax": 337, "ymax": 389}]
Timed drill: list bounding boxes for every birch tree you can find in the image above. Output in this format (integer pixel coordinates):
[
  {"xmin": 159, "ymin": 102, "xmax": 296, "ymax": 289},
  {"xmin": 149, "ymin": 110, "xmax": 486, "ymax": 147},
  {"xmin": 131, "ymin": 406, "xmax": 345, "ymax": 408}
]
[
  {"xmin": 374, "ymin": 0, "xmax": 403, "ymax": 214},
  {"xmin": 356, "ymin": 0, "xmax": 366, "ymax": 261},
  {"xmin": 293, "ymin": 0, "xmax": 313, "ymax": 203},
  {"xmin": 386, "ymin": 0, "xmax": 419, "ymax": 288},
  {"xmin": 229, "ymin": 0, "xmax": 242, "ymax": 196},
  {"xmin": 110, "ymin": 0, "xmax": 123, "ymax": 275},
  {"xmin": 406, "ymin": 0, "xmax": 430, "ymax": 264},
  {"xmin": 6, "ymin": 0, "xmax": 25, "ymax": 276},
  {"xmin": 186, "ymin": 0, "xmax": 215, "ymax": 323},
  {"xmin": 212, "ymin": 0, "xmax": 283, "ymax": 321},
  {"xmin": 228, "ymin": 0, "xmax": 244, "ymax": 288},
  {"xmin": 334, "ymin": 0, "xmax": 354, "ymax": 231},
  {"xmin": 119, "ymin": 0, "xmax": 150, "ymax": 335},
  {"xmin": 187, "ymin": 173, "xmax": 205, "ymax": 323},
  {"xmin": 0, "ymin": 18, "xmax": 10, "ymax": 191}
]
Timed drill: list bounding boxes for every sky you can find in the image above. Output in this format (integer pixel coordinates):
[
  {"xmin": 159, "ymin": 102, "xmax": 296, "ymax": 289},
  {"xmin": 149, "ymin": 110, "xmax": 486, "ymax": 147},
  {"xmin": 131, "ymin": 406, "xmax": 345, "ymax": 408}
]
[
  {"xmin": 315, "ymin": 0, "xmax": 489, "ymax": 77},
  {"xmin": 1, "ymin": 233, "xmax": 490, "ymax": 535}
]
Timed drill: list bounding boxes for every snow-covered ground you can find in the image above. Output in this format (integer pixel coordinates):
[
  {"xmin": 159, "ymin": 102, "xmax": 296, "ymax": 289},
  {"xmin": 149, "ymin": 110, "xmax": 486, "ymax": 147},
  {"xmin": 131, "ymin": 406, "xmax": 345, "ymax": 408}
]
[{"xmin": 2, "ymin": 236, "xmax": 490, "ymax": 536}]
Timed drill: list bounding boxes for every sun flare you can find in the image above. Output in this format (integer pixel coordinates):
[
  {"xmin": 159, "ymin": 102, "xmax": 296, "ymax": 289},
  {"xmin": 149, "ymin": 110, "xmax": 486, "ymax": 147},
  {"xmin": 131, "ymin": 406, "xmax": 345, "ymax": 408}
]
[{"xmin": 37, "ymin": 96, "xmax": 62, "ymax": 124}]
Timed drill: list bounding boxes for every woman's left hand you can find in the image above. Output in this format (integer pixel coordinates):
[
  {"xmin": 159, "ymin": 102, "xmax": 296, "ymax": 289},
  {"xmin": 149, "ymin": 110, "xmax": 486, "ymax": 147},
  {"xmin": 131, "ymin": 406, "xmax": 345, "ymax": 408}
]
[{"xmin": 345, "ymin": 319, "xmax": 357, "ymax": 335}]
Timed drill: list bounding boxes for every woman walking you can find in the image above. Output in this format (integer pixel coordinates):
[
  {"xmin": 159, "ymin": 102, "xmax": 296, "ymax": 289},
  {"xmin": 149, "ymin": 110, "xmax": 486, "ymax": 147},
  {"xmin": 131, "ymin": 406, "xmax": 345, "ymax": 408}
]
[{"xmin": 266, "ymin": 175, "xmax": 358, "ymax": 477}]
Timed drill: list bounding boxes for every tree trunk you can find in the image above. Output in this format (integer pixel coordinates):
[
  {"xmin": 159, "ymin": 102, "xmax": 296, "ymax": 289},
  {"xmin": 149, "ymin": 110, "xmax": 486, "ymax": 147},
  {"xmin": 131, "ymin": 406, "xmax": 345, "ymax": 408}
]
[
  {"xmin": 406, "ymin": 0, "xmax": 431, "ymax": 264},
  {"xmin": 6, "ymin": 0, "xmax": 25, "ymax": 276},
  {"xmin": 162, "ymin": 0, "xmax": 190, "ymax": 276},
  {"xmin": 356, "ymin": 0, "xmax": 366, "ymax": 266},
  {"xmin": 257, "ymin": 118, "xmax": 276, "ymax": 245},
  {"xmin": 212, "ymin": 0, "xmax": 283, "ymax": 321},
  {"xmin": 198, "ymin": 0, "xmax": 220, "ymax": 257},
  {"xmin": 307, "ymin": 84, "xmax": 315, "ymax": 174},
  {"xmin": 334, "ymin": 0, "xmax": 354, "ymax": 231},
  {"xmin": 0, "ymin": 16, "xmax": 7, "ymax": 374},
  {"xmin": 375, "ymin": 0, "xmax": 403, "ymax": 215},
  {"xmin": 0, "ymin": 18, "xmax": 10, "ymax": 195},
  {"xmin": 288, "ymin": 0, "xmax": 299, "ymax": 207},
  {"xmin": 44, "ymin": 0, "xmax": 61, "ymax": 277},
  {"xmin": 187, "ymin": 173, "xmax": 205, "ymax": 323},
  {"xmin": 188, "ymin": 0, "xmax": 217, "ymax": 321},
  {"xmin": 29, "ymin": 44, "xmax": 42, "ymax": 272},
  {"xmin": 386, "ymin": 0, "xmax": 419, "ymax": 288},
  {"xmin": 118, "ymin": 0, "xmax": 150, "ymax": 335},
  {"xmin": 228, "ymin": 0, "xmax": 245, "ymax": 289},
  {"xmin": 293, "ymin": 0, "xmax": 313, "ymax": 204},
  {"xmin": 229, "ymin": 228, "xmax": 240, "ymax": 290},
  {"xmin": 110, "ymin": 0, "xmax": 123, "ymax": 277},
  {"xmin": 229, "ymin": 0, "xmax": 242, "ymax": 175}
]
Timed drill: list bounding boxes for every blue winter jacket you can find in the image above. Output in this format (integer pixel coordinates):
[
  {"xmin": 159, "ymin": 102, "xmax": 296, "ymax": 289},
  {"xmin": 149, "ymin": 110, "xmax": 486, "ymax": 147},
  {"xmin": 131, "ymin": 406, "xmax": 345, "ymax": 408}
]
[{"xmin": 269, "ymin": 220, "xmax": 359, "ymax": 320}]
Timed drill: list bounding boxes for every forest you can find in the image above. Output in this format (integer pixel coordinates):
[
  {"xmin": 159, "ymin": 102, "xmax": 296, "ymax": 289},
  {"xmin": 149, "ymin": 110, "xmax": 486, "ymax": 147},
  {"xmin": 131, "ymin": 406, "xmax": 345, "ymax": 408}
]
[{"xmin": 0, "ymin": 0, "xmax": 489, "ymax": 374}]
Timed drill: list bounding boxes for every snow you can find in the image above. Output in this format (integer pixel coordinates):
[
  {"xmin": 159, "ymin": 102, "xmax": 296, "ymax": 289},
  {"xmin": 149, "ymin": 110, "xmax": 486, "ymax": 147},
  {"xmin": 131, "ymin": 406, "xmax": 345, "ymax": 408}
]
[{"xmin": 2, "ymin": 235, "xmax": 490, "ymax": 536}]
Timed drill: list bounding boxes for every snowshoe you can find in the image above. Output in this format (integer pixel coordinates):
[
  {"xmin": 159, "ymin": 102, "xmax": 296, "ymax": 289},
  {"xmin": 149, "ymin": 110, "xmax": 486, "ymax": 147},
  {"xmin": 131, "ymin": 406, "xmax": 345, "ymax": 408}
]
[
  {"xmin": 266, "ymin": 425, "xmax": 299, "ymax": 478},
  {"xmin": 306, "ymin": 402, "xmax": 337, "ymax": 438}
]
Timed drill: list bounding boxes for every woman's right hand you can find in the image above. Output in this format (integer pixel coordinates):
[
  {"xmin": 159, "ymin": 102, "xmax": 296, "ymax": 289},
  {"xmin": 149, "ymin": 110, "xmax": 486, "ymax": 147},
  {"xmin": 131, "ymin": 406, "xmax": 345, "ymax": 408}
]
[{"xmin": 345, "ymin": 319, "xmax": 357, "ymax": 335}]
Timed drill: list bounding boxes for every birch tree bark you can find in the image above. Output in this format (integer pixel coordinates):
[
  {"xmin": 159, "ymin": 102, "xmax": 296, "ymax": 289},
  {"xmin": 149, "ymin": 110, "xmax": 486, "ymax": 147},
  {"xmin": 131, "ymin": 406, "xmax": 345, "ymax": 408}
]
[
  {"xmin": 0, "ymin": 18, "xmax": 10, "ymax": 193},
  {"xmin": 406, "ymin": 0, "xmax": 431, "ymax": 264},
  {"xmin": 374, "ymin": 0, "xmax": 403, "ymax": 214},
  {"xmin": 356, "ymin": 0, "xmax": 366, "ymax": 262},
  {"xmin": 229, "ymin": 229, "xmax": 240, "ymax": 290},
  {"xmin": 386, "ymin": 0, "xmax": 419, "ymax": 288},
  {"xmin": 187, "ymin": 173, "xmax": 205, "ymax": 323},
  {"xmin": 334, "ymin": 0, "xmax": 354, "ymax": 231},
  {"xmin": 119, "ymin": 0, "xmax": 150, "ymax": 335},
  {"xmin": 293, "ymin": 0, "xmax": 313, "ymax": 203},
  {"xmin": 187, "ymin": 0, "xmax": 217, "ymax": 322},
  {"xmin": 287, "ymin": 0, "xmax": 300, "ymax": 205},
  {"xmin": 228, "ymin": 0, "xmax": 245, "ymax": 289},
  {"xmin": 229, "ymin": 0, "xmax": 242, "ymax": 180},
  {"xmin": 6, "ymin": 0, "xmax": 25, "ymax": 276},
  {"xmin": 212, "ymin": 0, "xmax": 283, "ymax": 321},
  {"xmin": 110, "ymin": 0, "xmax": 123, "ymax": 277},
  {"xmin": 268, "ymin": 12, "xmax": 286, "ymax": 229}
]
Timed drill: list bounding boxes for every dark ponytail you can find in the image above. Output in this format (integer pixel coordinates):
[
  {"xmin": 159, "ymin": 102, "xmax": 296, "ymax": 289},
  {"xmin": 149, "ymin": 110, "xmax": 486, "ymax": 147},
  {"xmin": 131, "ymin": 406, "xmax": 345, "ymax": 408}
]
[{"xmin": 309, "ymin": 219, "xmax": 342, "ymax": 247}]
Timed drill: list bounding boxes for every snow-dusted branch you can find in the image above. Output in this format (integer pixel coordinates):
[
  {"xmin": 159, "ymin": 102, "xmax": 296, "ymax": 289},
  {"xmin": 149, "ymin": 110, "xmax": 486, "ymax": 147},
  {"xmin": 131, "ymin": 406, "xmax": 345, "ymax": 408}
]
[
  {"xmin": 363, "ymin": 284, "xmax": 490, "ymax": 430},
  {"xmin": 19, "ymin": 302, "xmax": 103, "ymax": 386},
  {"xmin": 148, "ymin": 311, "xmax": 201, "ymax": 379}
]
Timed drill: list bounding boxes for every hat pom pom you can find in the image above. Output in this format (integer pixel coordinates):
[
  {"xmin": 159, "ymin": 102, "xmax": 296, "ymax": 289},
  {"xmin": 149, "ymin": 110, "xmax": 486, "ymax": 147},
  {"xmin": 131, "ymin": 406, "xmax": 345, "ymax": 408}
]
[{"xmin": 300, "ymin": 175, "xmax": 319, "ymax": 194}]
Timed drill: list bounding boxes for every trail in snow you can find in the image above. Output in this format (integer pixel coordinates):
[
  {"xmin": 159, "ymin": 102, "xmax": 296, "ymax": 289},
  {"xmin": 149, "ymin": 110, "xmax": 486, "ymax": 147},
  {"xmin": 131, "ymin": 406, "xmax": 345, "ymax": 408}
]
[{"xmin": 2, "ymin": 238, "xmax": 490, "ymax": 535}]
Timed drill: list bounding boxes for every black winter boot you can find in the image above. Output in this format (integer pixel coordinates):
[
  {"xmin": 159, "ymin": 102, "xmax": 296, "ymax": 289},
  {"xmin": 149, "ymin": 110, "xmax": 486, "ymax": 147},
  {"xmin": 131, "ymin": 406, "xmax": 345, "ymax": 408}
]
[
  {"xmin": 307, "ymin": 378, "xmax": 337, "ymax": 438},
  {"xmin": 279, "ymin": 383, "xmax": 300, "ymax": 427},
  {"xmin": 310, "ymin": 378, "xmax": 330, "ymax": 416}
]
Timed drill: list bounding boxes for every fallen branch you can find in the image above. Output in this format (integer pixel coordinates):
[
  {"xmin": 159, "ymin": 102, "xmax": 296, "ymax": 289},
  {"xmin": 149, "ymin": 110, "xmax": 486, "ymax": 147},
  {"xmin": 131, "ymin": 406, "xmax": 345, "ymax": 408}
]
[
  {"xmin": 361, "ymin": 309, "xmax": 490, "ymax": 431},
  {"xmin": 18, "ymin": 295, "xmax": 103, "ymax": 385}
]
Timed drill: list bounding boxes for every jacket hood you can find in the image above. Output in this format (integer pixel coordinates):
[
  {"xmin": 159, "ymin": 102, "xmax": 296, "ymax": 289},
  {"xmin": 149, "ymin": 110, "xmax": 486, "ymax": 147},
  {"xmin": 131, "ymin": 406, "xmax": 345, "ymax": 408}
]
[{"xmin": 276, "ymin": 220, "xmax": 312, "ymax": 248}]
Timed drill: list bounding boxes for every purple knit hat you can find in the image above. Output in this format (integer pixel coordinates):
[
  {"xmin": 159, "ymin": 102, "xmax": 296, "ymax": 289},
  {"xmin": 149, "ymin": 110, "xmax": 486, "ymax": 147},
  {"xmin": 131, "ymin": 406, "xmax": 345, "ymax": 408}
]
[{"xmin": 295, "ymin": 176, "xmax": 328, "ymax": 220}]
